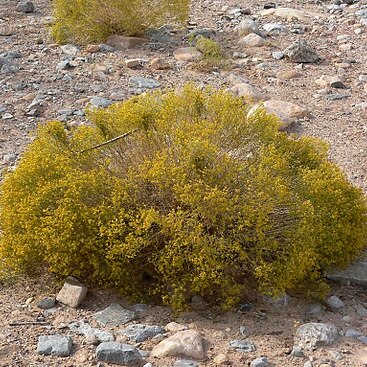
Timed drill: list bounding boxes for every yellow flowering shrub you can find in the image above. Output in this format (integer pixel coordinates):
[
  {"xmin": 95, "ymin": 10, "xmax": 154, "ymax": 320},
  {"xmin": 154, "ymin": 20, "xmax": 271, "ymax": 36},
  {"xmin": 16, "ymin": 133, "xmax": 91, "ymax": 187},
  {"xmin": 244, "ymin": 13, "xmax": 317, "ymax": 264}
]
[
  {"xmin": 51, "ymin": 0, "xmax": 190, "ymax": 44},
  {"xmin": 0, "ymin": 85, "xmax": 366, "ymax": 310}
]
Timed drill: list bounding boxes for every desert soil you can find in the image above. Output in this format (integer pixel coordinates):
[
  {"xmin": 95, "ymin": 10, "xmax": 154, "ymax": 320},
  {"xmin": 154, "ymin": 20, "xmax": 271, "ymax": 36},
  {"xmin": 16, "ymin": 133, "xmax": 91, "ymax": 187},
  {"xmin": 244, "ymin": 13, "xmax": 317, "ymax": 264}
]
[{"xmin": 0, "ymin": 0, "xmax": 367, "ymax": 366}]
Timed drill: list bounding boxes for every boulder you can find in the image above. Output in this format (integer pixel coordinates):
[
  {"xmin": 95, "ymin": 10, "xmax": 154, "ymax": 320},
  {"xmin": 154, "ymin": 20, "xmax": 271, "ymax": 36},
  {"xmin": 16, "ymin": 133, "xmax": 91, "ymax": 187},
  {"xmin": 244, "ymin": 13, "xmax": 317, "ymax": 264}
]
[
  {"xmin": 96, "ymin": 342, "xmax": 143, "ymax": 366},
  {"xmin": 294, "ymin": 323, "xmax": 339, "ymax": 350},
  {"xmin": 56, "ymin": 276, "xmax": 87, "ymax": 308},
  {"xmin": 37, "ymin": 335, "xmax": 73, "ymax": 357}
]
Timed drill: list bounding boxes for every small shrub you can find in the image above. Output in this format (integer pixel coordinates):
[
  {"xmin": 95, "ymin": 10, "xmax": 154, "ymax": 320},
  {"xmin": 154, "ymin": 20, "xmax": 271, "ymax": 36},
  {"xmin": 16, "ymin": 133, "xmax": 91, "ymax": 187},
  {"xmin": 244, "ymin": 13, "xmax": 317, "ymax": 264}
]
[
  {"xmin": 193, "ymin": 36, "xmax": 230, "ymax": 70},
  {"xmin": 0, "ymin": 85, "xmax": 366, "ymax": 311},
  {"xmin": 51, "ymin": 0, "xmax": 190, "ymax": 44}
]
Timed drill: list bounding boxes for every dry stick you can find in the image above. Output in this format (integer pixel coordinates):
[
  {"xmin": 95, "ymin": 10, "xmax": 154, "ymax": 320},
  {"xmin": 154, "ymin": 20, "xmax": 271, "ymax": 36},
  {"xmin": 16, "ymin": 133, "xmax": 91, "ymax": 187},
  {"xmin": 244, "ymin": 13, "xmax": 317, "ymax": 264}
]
[
  {"xmin": 10, "ymin": 321, "xmax": 51, "ymax": 326},
  {"xmin": 79, "ymin": 129, "xmax": 138, "ymax": 154}
]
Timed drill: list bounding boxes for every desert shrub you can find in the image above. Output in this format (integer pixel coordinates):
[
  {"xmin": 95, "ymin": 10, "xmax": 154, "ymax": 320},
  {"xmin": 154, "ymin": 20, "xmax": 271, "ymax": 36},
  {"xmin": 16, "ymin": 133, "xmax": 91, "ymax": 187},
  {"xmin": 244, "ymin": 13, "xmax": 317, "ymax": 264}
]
[
  {"xmin": 193, "ymin": 36, "xmax": 230, "ymax": 70},
  {"xmin": 0, "ymin": 85, "xmax": 366, "ymax": 310},
  {"xmin": 51, "ymin": 0, "xmax": 190, "ymax": 44}
]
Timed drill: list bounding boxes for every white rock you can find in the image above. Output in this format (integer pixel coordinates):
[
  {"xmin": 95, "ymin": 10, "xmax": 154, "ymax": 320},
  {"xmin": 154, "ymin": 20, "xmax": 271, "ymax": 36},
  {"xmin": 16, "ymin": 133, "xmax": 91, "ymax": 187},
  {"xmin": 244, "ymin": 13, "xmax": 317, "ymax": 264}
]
[
  {"xmin": 165, "ymin": 322, "xmax": 188, "ymax": 332},
  {"xmin": 152, "ymin": 330, "xmax": 206, "ymax": 359},
  {"xmin": 236, "ymin": 19, "xmax": 260, "ymax": 37},
  {"xmin": 259, "ymin": 7, "xmax": 322, "ymax": 21},
  {"xmin": 295, "ymin": 323, "xmax": 339, "ymax": 350},
  {"xmin": 56, "ymin": 276, "xmax": 87, "ymax": 308}
]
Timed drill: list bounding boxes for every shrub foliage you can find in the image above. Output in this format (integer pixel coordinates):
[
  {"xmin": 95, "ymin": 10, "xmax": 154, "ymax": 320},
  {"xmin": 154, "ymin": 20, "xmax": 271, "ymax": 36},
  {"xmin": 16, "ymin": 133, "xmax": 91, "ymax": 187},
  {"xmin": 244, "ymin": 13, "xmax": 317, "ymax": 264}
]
[
  {"xmin": 0, "ymin": 85, "xmax": 366, "ymax": 310},
  {"xmin": 51, "ymin": 0, "xmax": 190, "ymax": 44}
]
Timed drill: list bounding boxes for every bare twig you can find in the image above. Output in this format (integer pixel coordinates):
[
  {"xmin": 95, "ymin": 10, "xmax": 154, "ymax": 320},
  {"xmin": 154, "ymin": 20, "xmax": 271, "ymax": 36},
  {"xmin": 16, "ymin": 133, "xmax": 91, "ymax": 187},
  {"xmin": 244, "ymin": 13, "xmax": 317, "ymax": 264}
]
[
  {"xmin": 9, "ymin": 321, "xmax": 51, "ymax": 327},
  {"xmin": 79, "ymin": 129, "xmax": 138, "ymax": 154}
]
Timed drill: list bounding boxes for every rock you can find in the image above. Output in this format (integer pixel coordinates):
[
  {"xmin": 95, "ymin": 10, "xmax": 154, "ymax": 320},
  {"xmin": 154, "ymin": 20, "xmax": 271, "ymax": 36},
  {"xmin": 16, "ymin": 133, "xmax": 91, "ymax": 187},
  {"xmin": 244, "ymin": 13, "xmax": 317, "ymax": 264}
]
[
  {"xmin": 121, "ymin": 324, "xmax": 165, "ymax": 342},
  {"xmin": 174, "ymin": 360, "xmax": 198, "ymax": 367},
  {"xmin": 326, "ymin": 94, "xmax": 350, "ymax": 101},
  {"xmin": 236, "ymin": 19, "xmax": 260, "ymax": 37},
  {"xmin": 229, "ymin": 340, "xmax": 256, "ymax": 352},
  {"xmin": 150, "ymin": 57, "xmax": 170, "ymax": 70},
  {"xmin": 356, "ymin": 305, "xmax": 367, "ymax": 317},
  {"xmin": 238, "ymin": 33, "xmax": 266, "ymax": 47},
  {"xmin": 37, "ymin": 297, "xmax": 56, "ymax": 310},
  {"xmin": 291, "ymin": 345, "xmax": 305, "ymax": 357},
  {"xmin": 186, "ymin": 28, "xmax": 216, "ymax": 40},
  {"xmin": 295, "ymin": 323, "xmax": 339, "ymax": 350},
  {"xmin": 129, "ymin": 76, "xmax": 161, "ymax": 90},
  {"xmin": 60, "ymin": 44, "xmax": 80, "ymax": 56},
  {"xmin": 89, "ymin": 96, "xmax": 112, "ymax": 109},
  {"xmin": 326, "ymin": 261, "xmax": 367, "ymax": 286},
  {"xmin": 283, "ymin": 40, "xmax": 320, "ymax": 63},
  {"xmin": 68, "ymin": 321, "xmax": 115, "ymax": 343},
  {"xmin": 249, "ymin": 99, "xmax": 311, "ymax": 125},
  {"xmin": 263, "ymin": 23, "xmax": 288, "ymax": 34},
  {"xmin": 213, "ymin": 353, "xmax": 230, "ymax": 365},
  {"xmin": 37, "ymin": 335, "xmax": 73, "ymax": 357},
  {"xmin": 173, "ymin": 47, "xmax": 202, "ymax": 62},
  {"xmin": 276, "ymin": 70, "xmax": 302, "ymax": 81},
  {"xmin": 272, "ymin": 51, "xmax": 284, "ymax": 60},
  {"xmin": 56, "ymin": 276, "xmax": 88, "ymax": 308},
  {"xmin": 125, "ymin": 59, "xmax": 145, "ymax": 69},
  {"xmin": 152, "ymin": 330, "xmax": 205, "ymax": 360},
  {"xmin": 326, "ymin": 295, "xmax": 345, "ymax": 310},
  {"xmin": 345, "ymin": 329, "xmax": 362, "ymax": 339},
  {"xmin": 16, "ymin": 1, "xmax": 34, "ymax": 13},
  {"xmin": 250, "ymin": 357, "xmax": 270, "ymax": 367},
  {"xmin": 165, "ymin": 322, "xmax": 188, "ymax": 332},
  {"xmin": 304, "ymin": 361, "xmax": 313, "ymax": 367},
  {"xmin": 259, "ymin": 7, "xmax": 321, "ymax": 21},
  {"xmin": 96, "ymin": 342, "xmax": 143, "ymax": 366},
  {"xmin": 86, "ymin": 44, "xmax": 100, "ymax": 53},
  {"xmin": 106, "ymin": 35, "xmax": 146, "ymax": 50},
  {"xmin": 231, "ymin": 83, "xmax": 265, "ymax": 101},
  {"xmin": 315, "ymin": 75, "xmax": 345, "ymax": 89},
  {"xmin": 56, "ymin": 60, "xmax": 75, "ymax": 70},
  {"xmin": 94, "ymin": 303, "xmax": 135, "ymax": 327}
]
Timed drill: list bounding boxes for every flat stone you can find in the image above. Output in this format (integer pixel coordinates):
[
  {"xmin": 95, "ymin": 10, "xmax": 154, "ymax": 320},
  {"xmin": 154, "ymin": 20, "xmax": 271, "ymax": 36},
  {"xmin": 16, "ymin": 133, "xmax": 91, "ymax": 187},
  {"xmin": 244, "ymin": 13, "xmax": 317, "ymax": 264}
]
[
  {"xmin": 326, "ymin": 94, "xmax": 350, "ymax": 101},
  {"xmin": 238, "ymin": 33, "xmax": 266, "ymax": 47},
  {"xmin": 250, "ymin": 357, "xmax": 270, "ymax": 367},
  {"xmin": 173, "ymin": 47, "xmax": 202, "ymax": 62},
  {"xmin": 263, "ymin": 23, "xmax": 288, "ymax": 34},
  {"xmin": 96, "ymin": 342, "xmax": 142, "ymax": 365},
  {"xmin": 260, "ymin": 7, "xmax": 322, "ymax": 21},
  {"xmin": 229, "ymin": 340, "xmax": 256, "ymax": 352},
  {"xmin": 152, "ymin": 330, "xmax": 205, "ymax": 359},
  {"xmin": 295, "ymin": 323, "xmax": 339, "ymax": 350},
  {"xmin": 60, "ymin": 44, "xmax": 79, "ymax": 56},
  {"xmin": 121, "ymin": 324, "xmax": 165, "ymax": 342},
  {"xmin": 106, "ymin": 35, "xmax": 146, "ymax": 50},
  {"xmin": 37, "ymin": 297, "xmax": 56, "ymax": 310},
  {"xmin": 56, "ymin": 276, "xmax": 88, "ymax": 308},
  {"xmin": 326, "ymin": 261, "xmax": 367, "ymax": 286},
  {"xmin": 37, "ymin": 335, "xmax": 73, "ymax": 357},
  {"xmin": 94, "ymin": 303, "xmax": 135, "ymax": 327},
  {"xmin": 68, "ymin": 321, "xmax": 115, "ymax": 342},
  {"xmin": 291, "ymin": 345, "xmax": 305, "ymax": 357},
  {"xmin": 89, "ymin": 96, "xmax": 112, "ymax": 109},
  {"xmin": 174, "ymin": 360, "xmax": 199, "ymax": 367},
  {"xmin": 125, "ymin": 59, "xmax": 145, "ymax": 69},
  {"xmin": 129, "ymin": 76, "xmax": 160, "ymax": 90}
]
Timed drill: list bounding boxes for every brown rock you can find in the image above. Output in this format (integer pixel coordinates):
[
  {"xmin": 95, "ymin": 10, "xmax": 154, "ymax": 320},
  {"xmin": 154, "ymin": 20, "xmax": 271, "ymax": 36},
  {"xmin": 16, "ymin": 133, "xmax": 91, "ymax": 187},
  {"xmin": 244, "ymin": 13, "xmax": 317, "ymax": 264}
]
[
  {"xmin": 173, "ymin": 47, "xmax": 202, "ymax": 62},
  {"xmin": 56, "ymin": 276, "xmax": 88, "ymax": 308},
  {"xmin": 86, "ymin": 44, "xmax": 100, "ymax": 53},
  {"xmin": 152, "ymin": 330, "xmax": 206, "ymax": 359},
  {"xmin": 150, "ymin": 57, "xmax": 170, "ymax": 70},
  {"xmin": 276, "ymin": 70, "xmax": 302, "ymax": 81},
  {"xmin": 213, "ymin": 353, "xmax": 231, "ymax": 365},
  {"xmin": 231, "ymin": 83, "xmax": 265, "ymax": 101},
  {"xmin": 106, "ymin": 35, "xmax": 146, "ymax": 50},
  {"xmin": 238, "ymin": 33, "xmax": 266, "ymax": 47}
]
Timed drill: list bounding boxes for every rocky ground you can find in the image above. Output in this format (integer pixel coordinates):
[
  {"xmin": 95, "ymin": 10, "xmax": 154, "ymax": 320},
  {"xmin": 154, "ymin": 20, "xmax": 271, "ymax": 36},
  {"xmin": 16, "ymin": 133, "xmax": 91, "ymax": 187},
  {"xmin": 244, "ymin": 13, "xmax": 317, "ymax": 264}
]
[{"xmin": 1, "ymin": 0, "xmax": 367, "ymax": 366}]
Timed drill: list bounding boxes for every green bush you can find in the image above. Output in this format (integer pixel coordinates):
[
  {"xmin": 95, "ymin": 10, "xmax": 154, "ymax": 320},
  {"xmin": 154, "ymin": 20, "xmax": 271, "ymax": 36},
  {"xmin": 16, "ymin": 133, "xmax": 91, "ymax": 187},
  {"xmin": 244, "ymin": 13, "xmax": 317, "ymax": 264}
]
[
  {"xmin": 51, "ymin": 0, "xmax": 190, "ymax": 44},
  {"xmin": 0, "ymin": 85, "xmax": 366, "ymax": 310}
]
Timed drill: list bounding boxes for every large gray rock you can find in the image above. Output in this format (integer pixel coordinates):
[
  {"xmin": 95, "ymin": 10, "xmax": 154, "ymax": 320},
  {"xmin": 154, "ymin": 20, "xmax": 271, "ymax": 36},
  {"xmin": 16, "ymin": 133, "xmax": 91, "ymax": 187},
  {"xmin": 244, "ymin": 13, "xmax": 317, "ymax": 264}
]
[
  {"xmin": 295, "ymin": 323, "xmax": 339, "ymax": 350},
  {"xmin": 250, "ymin": 357, "xmax": 271, "ymax": 367},
  {"xmin": 152, "ymin": 330, "xmax": 206, "ymax": 359},
  {"xmin": 326, "ymin": 261, "xmax": 367, "ymax": 286},
  {"xmin": 56, "ymin": 276, "xmax": 88, "ymax": 308},
  {"xmin": 121, "ymin": 324, "xmax": 165, "ymax": 342},
  {"xmin": 37, "ymin": 335, "xmax": 73, "ymax": 357},
  {"xmin": 236, "ymin": 19, "xmax": 260, "ymax": 37},
  {"xmin": 68, "ymin": 321, "xmax": 114, "ymax": 343},
  {"xmin": 283, "ymin": 40, "xmax": 320, "ymax": 63},
  {"xmin": 326, "ymin": 295, "xmax": 345, "ymax": 310},
  {"xmin": 94, "ymin": 303, "xmax": 135, "ymax": 327},
  {"xmin": 16, "ymin": 1, "xmax": 34, "ymax": 13},
  {"xmin": 96, "ymin": 342, "xmax": 142, "ymax": 365},
  {"xmin": 129, "ymin": 76, "xmax": 161, "ymax": 90}
]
